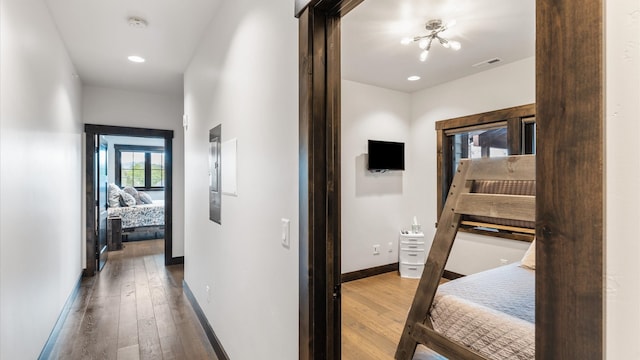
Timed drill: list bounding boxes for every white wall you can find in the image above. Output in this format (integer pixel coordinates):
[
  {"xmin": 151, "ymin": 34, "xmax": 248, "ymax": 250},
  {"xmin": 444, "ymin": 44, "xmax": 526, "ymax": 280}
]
[
  {"xmin": 605, "ymin": 0, "xmax": 640, "ymax": 358},
  {"xmin": 341, "ymin": 80, "xmax": 412, "ymax": 273},
  {"xmin": 83, "ymin": 86, "xmax": 184, "ymax": 256},
  {"xmin": 0, "ymin": 0, "xmax": 83, "ymax": 358},
  {"xmin": 409, "ymin": 57, "xmax": 536, "ymax": 275},
  {"xmin": 183, "ymin": 4, "xmax": 640, "ymax": 358},
  {"xmin": 183, "ymin": 0, "xmax": 299, "ymax": 358}
]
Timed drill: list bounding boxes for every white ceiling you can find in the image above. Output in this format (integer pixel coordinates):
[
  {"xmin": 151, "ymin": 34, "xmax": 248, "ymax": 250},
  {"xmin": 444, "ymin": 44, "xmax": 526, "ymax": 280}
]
[
  {"xmin": 342, "ymin": 0, "xmax": 535, "ymax": 93},
  {"xmin": 43, "ymin": 0, "xmax": 534, "ymax": 95},
  {"xmin": 45, "ymin": 0, "xmax": 221, "ymax": 94}
]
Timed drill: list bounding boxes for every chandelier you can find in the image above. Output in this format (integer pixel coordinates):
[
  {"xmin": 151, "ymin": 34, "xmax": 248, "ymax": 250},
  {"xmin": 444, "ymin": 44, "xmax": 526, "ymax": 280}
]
[{"xmin": 401, "ymin": 19, "xmax": 461, "ymax": 62}]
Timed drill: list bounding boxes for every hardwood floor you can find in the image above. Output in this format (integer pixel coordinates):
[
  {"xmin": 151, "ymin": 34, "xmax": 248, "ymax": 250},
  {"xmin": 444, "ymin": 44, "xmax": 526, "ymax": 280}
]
[
  {"xmin": 342, "ymin": 271, "xmax": 446, "ymax": 360},
  {"xmin": 51, "ymin": 244, "xmax": 445, "ymax": 359},
  {"xmin": 48, "ymin": 239, "xmax": 217, "ymax": 360}
]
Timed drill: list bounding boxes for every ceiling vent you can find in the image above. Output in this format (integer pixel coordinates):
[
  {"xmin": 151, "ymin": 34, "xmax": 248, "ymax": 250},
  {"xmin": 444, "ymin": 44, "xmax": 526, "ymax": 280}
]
[{"xmin": 472, "ymin": 58, "xmax": 502, "ymax": 68}]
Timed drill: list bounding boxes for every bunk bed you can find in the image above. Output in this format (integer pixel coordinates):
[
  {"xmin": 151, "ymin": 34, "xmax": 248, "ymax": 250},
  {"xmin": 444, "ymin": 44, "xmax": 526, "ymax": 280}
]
[{"xmin": 396, "ymin": 155, "xmax": 536, "ymax": 360}]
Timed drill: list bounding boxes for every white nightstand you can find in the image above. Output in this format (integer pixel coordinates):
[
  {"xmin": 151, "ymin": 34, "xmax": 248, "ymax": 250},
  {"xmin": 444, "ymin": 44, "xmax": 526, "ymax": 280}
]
[{"xmin": 399, "ymin": 232, "xmax": 426, "ymax": 278}]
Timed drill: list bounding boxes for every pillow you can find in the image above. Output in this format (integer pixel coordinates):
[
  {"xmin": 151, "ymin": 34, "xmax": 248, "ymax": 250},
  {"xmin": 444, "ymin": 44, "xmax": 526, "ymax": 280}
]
[
  {"xmin": 138, "ymin": 191, "xmax": 154, "ymax": 204},
  {"xmin": 119, "ymin": 191, "xmax": 136, "ymax": 207},
  {"xmin": 520, "ymin": 238, "xmax": 536, "ymax": 270},
  {"xmin": 123, "ymin": 186, "xmax": 141, "ymax": 205},
  {"xmin": 108, "ymin": 183, "xmax": 121, "ymax": 208}
]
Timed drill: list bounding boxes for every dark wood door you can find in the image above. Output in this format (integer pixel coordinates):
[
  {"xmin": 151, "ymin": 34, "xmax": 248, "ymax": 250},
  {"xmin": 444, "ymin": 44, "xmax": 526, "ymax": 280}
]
[{"xmin": 97, "ymin": 136, "xmax": 109, "ymax": 271}]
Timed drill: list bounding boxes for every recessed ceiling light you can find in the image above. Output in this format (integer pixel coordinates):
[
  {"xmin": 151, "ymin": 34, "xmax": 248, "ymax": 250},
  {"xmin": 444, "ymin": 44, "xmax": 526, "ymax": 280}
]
[
  {"xmin": 407, "ymin": 75, "xmax": 421, "ymax": 81},
  {"xmin": 128, "ymin": 55, "xmax": 145, "ymax": 63}
]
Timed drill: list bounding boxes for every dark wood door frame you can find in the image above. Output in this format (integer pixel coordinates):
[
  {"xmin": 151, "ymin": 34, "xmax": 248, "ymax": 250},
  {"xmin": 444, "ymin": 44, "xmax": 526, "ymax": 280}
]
[
  {"xmin": 535, "ymin": 1, "xmax": 603, "ymax": 357},
  {"xmin": 296, "ymin": 0, "xmax": 604, "ymax": 359},
  {"xmin": 84, "ymin": 124, "xmax": 181, "ymax": 277}
]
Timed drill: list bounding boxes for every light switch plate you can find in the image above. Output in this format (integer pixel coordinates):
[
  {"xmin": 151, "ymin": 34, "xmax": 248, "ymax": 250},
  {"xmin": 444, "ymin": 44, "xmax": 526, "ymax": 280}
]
[{"xmin": 281, "ymin": 218, "xmax": 290, "ymax": 248}]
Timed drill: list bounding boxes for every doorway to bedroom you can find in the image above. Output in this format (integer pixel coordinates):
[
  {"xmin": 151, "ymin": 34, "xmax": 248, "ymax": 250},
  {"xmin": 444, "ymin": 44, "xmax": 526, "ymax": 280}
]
[
  {"xmin": 298, "ymin": 0, "xmax": 603, "ymax": 358},
  {"xmin": 84, "ymin": 124, "xmax": 179, "ymax": 276}
]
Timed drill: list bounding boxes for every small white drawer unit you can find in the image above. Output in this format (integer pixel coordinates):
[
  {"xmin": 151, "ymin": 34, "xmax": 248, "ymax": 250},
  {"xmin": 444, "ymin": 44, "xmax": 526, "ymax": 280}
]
[{"xmin": 399, "ymin": 232, "xmax": 427, "ymax": 278}]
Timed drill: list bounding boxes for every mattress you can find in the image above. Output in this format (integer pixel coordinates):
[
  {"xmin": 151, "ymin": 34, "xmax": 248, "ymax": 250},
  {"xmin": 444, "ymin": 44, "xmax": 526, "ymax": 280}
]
[
  {"xmin": 427, "ymin": 263, "xmax": 535, "ymax": 360},
  {"xmin": 107, "ymin": 201, "xmax": 164, "ymax": 229}
]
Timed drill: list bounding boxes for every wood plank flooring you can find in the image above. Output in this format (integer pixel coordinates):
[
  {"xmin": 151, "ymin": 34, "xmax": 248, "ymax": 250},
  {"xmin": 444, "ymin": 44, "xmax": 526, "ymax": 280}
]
[
  {"xmin": 48, "ymin": 240, "xmax": 217, "ymax": 360},
  {"xmin": 342, "ymin": 271, "xmax": 447, "ymax": 360},
  {"xmin": 51, "ymin": 244, "xmax": 447, "ymax": 359}
]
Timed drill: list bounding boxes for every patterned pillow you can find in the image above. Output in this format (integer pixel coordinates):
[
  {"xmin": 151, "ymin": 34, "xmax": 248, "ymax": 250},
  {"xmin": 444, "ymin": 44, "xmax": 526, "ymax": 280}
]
[
  {"xmin": 119, "ymin": 191, "xmax": 136, "ymax": 207},
  {"xmin": 108, "ymin": 183, "xmax": 121, "ymax": 207},
  {"xmin": 138, "ymin": 191, "xmax": 154, "ymax": 204},
  {"xmin": 123, "ymin": 186, "xmax": 141, "ymax": 205}
]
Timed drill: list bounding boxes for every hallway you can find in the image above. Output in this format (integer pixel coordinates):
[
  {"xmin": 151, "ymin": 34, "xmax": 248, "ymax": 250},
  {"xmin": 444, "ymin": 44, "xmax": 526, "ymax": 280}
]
[{"xmin": 48, "ymin": 240, "xmax": 216, "ymax": 359}]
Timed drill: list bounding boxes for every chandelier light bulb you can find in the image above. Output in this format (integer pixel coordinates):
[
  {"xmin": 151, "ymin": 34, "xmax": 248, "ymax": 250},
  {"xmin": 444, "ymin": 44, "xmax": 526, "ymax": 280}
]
[
  {"xmin": 419, "ymin": 50, "xmax": 429, "ymax": 62},
  {"xmin": 449, "ymin": 41, "xmax": 461, "ymax": 50},
  {"xmin": 418, "ymin": 38, "xmax": 429, "ymax": 49}
]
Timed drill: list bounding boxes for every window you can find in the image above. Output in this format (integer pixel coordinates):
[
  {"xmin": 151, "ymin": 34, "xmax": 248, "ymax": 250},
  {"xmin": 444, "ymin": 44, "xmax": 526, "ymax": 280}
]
[
  {"xmin": 436, "ymin": 104, "xmax": 536, "ymax": 240},
  {"xmin": 115, "ymin": 145, "xmax": 165, "ymax": 189},
  {"xmin": 522, "ymin": 118, "xmax": 536, "ymax": 155},
  {"xmin": 450, "ymin": 124, "xmax": 508, "ymax": 175}
]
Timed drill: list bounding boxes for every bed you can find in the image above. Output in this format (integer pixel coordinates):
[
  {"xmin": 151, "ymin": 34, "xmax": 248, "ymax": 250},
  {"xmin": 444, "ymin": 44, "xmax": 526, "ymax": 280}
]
[
  {"xmin": 107, "ymin": 201, "xmax": 165, "ymax": 241},
  {"xmin": 422, "ymin": 263, "xmax": 535, "ymax": 360},
  {"xmin": 396, "ymin": 155, "xmax": 536, "ymax": 360},
  {"xmin": 107, "ymin": 200, "xmax": 165, "ymax": 229},
  {"xmin": 107, "ymin": 183, "xmax": 165, "ymax": 241}
]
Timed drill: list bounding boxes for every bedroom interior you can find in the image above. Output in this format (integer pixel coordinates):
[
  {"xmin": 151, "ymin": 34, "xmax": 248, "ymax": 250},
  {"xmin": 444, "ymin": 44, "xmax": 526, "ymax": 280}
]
[
  {"xmin": 84, "ymin": 124, "xmax": 179, "ymax": 276},
  {"xmin": 339, "ymin": 0, "xmax": 536, "ymax": 358},
  {"xmin": 339, "ymin": 0, "xmax": 535, "ymax": 278},
  {"xmin": 106, "ymin": 135, "xmax": 166, "ymax": 243},
  {"xmin": 298, "ymin": 0, "xmax": 603, "ymax": 359},
  {"xmin": 341, "ymin": 104, "xmax": 537, "ymax": 358}
]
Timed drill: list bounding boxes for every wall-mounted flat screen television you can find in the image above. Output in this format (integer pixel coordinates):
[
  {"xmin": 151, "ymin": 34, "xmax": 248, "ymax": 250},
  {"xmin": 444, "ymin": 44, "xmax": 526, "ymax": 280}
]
[{"xmin": 367, "ymin": 140, "xmax": 405, "ymax": 171}]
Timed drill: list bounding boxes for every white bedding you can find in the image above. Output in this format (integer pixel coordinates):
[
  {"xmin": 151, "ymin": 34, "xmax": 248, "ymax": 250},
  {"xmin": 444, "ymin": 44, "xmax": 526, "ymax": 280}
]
[{"xmin": 426, "ymin": 263, "xmax": 535, "ymax": 360}]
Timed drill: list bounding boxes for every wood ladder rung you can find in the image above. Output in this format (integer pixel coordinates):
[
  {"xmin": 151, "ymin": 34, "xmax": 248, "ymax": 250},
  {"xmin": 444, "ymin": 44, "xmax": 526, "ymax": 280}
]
[
  {"xmin": 460, "ymin": 221, "xmax": 536, "ymax": 235},
  {"xmin": 466, "ymin": 155, "xmax": 536, "ymax": 181},
  {"xmin": 455, "ymin": 193, "xmax": 535, "ymax": 222}
]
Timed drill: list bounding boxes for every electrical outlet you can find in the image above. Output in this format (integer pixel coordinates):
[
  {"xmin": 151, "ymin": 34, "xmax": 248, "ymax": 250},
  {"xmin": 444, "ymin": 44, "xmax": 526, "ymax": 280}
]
[
  {"xmin": 373, "ymin": 245, "xmax": 380, "ymax": 255},
  {"xmin": 206, "ymin": 285, "xmax": 211, "ymax": 303},
  {"xmin": 388, "ymin": 242, "xmax": 393, "ymax": 253},
  {"xmin": 500, "ymin": 259, "xmax": 508, "ymax": 265}
]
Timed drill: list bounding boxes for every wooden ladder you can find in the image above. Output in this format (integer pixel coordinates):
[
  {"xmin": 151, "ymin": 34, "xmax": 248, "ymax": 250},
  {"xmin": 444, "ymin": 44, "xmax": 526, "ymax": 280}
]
[{"xmin": 395, "ymin": 155, "xmax": 536, "ymax": 360}]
